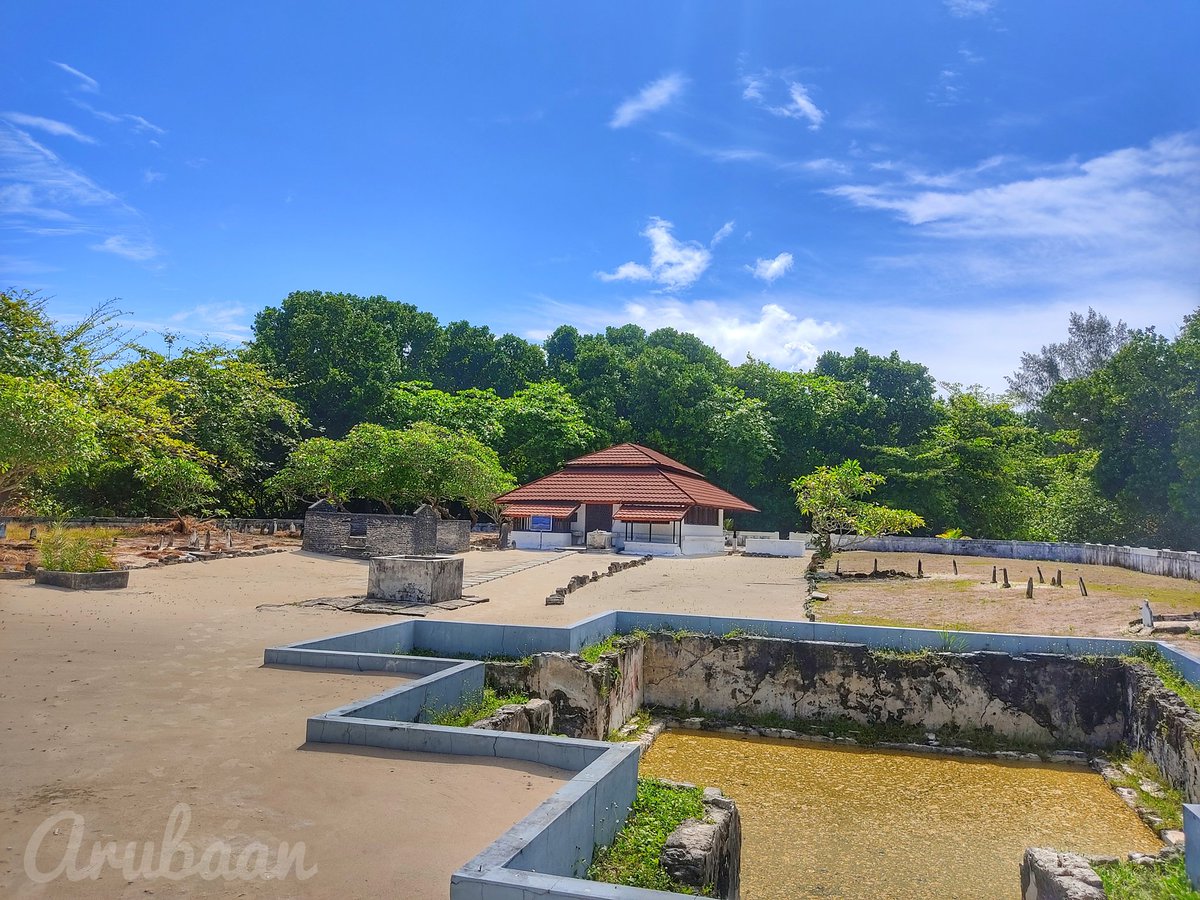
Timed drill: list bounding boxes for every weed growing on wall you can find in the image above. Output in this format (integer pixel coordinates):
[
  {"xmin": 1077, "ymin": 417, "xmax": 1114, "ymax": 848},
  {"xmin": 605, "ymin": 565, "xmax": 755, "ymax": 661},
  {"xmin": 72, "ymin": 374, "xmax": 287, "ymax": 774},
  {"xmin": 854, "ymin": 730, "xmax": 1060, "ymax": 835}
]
[
  {"xmin": 587, "ymin": 778, "xmax": 709, "ymax": 895},
  {"xmin": 1105, "ymin": 746, "xmax": 1184, "ymax": 830},
  {"xmin": 1096, "ymin": 854, "xmax": 1197, "ymax": 899},
  {"xmin": 1126, "ymin": 645, "xmax": 1200, "ymax": 715},
  {"xmin": 423, "ymin": 687, "xmax": 530, "ymax": 727}
]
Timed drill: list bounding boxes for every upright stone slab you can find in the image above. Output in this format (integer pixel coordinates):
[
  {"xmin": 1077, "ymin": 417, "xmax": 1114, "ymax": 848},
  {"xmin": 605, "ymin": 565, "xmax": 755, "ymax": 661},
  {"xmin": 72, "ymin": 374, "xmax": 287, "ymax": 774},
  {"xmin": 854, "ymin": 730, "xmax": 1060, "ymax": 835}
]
[
  {"xmin": 1142, "ymin": 600, "xmax": 1155, "ymax": 628},
  {"xmin": 367, "ymin": 554, "xmax": 463, "ymax": 603},
  {"xmin": 411, "ymin": 504, "xmax": 439, "ymax": 555}
]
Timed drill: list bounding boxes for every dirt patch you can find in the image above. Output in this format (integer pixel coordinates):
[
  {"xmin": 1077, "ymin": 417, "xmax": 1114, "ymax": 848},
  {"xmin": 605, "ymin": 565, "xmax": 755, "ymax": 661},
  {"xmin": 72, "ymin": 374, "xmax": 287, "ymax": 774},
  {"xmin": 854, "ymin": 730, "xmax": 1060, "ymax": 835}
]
[
  {"xmin": 0, "ymin": 525, "xmax": 303, "ymax": 575},
  {"xmin": 815, "ymin": 551, "xmax": 1200, "ymax": 640}
]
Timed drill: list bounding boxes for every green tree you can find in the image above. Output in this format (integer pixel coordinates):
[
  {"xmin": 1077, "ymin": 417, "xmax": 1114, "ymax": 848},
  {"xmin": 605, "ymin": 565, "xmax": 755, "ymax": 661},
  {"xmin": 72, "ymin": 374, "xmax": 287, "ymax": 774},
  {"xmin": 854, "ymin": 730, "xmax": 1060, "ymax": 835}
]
[
  {"xmin": 269, "ymin": 423, "xmax": 515, "ymax": 518},
  {"xmin": 792, "ymin": 460, "xmax": 924, "ymax": 560},
  {"xmin": 0, "ymin": 375, "xmax": 96, "ymax": 511},
  {"xmin": 1045, "ymin": 311, "xmax": 1200, "ymax": 547},
  {"xmin": 249, "ymin": 290, "xmax": 440, "ymax": 436},
  {"xmin": 135, "ymin": 456, "xmax": 219, "ymax": 522}
]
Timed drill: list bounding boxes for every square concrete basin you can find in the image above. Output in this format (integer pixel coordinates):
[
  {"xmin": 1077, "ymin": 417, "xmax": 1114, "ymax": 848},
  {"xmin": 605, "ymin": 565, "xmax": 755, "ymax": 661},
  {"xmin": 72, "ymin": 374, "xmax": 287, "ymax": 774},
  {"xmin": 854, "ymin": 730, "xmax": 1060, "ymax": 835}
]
[{"xmin": 367, "ymin": 554, "xmax": 464, "ymax": 604}]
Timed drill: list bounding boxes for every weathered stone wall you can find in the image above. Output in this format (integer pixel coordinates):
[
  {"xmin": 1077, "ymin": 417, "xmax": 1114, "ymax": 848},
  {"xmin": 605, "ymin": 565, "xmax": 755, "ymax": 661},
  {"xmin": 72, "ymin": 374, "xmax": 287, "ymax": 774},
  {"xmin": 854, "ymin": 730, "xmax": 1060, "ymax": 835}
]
[
  {"xmin": 527, "ymin": 642, "xmax": 644, "ymax": 740},
  {"xmin": 470, "ymin": 698, "xmax": 553, "ymax": 734},
  {"xmin": 641, "ymin": 635, "xmax": 1128, "ymax": 748},
  {"xmin": 1019, "ymin": 849, "xmax": 1104, "ymax": 900},
  {"xmin": 661, "ymin": 786, "xmax": 742, "ymax": 900},
  {"xmin": 1124, "ymin": 662, "xmax": 1200, "ymax": 801},
  {"xmin": 436, "ymin": 518, "xmax": 471, "ymax": 554},
  {"xmin": 302, "ymin": 507, "xmax": 460, "ymax": 557},
  {"xmin": 302, "ymin": 508, "xmax": 353, "ymax": 553},
  {"xmin": 830, "ymin": 534, "xmax": 1200, "ymax": 582}
]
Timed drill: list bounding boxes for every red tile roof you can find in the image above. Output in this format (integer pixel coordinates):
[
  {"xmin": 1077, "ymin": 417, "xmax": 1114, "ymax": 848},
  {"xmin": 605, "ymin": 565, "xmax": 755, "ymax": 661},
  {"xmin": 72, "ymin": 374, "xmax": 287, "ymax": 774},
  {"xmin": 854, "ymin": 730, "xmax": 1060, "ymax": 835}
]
[
  {"xmin": 613, "ymin": 504, "xmax": 689, "ymax": 523},
  {"xmin": 502, "ymin": 501, "xmax": 580, "ymax": 518},
  {"xmin": 496, "ymin": 443, "xmax": 757, "ymax": 513},
  {"xmin": 564, "ymin": 443, "xmax": 703, "ymax": 476}
]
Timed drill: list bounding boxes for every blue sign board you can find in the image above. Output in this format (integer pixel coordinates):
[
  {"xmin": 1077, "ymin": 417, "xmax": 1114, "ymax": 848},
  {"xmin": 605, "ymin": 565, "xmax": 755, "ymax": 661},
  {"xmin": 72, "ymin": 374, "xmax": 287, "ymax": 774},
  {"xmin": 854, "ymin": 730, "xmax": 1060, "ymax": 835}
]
[{"xmin": 529, "ymin": 515, "xmax": 553, "ymax": 532}]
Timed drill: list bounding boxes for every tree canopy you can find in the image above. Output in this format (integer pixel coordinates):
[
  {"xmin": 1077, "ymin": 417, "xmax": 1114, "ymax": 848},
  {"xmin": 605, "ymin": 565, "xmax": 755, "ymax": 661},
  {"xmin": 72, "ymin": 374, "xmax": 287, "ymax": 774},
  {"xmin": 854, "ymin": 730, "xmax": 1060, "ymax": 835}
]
[{"xmin": 5, "ymin": 286, "xmax": 1198, "ymax": 551}]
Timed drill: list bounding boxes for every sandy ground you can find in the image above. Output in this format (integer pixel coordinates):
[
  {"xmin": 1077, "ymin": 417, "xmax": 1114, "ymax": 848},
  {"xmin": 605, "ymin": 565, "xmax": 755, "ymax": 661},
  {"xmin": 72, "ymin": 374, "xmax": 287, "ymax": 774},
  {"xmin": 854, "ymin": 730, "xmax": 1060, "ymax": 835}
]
[
  {"xmin": 817, "ymin": 550, "xmax": 1200, "ymax": 640},
  {"xmin": 3, "ymin": 545, "xmax": 1196, "ymax": 898},
  {"xmin": 0, "ymin": 551, "xmax": 569, "ymax": 900}
]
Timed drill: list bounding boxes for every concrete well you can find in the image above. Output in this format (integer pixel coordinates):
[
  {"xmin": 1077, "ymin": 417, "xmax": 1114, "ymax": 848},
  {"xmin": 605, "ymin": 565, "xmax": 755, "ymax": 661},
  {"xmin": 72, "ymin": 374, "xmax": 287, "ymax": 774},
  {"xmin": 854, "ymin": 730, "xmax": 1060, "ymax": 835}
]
[{"xmin": 367, "ymin": 554, "xmax": 464, "ymax": 603}]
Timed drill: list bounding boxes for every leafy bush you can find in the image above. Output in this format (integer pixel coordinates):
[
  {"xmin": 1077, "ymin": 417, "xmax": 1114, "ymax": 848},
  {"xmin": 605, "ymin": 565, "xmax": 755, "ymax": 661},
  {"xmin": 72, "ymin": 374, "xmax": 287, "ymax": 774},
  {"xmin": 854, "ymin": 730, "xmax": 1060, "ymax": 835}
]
[
  {"xmin": 38, "ymin": 525, "xmax": 118, "ymax": 572},
  {"xmin": 937, "ymin": 527, "xmax": 967, "ymax": 539}
]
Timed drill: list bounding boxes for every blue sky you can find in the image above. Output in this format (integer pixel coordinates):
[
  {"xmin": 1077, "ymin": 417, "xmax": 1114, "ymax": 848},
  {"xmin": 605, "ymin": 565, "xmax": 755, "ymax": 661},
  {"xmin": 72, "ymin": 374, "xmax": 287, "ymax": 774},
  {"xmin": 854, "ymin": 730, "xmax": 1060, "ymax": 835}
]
[{"xmin": 3, "ymin": 1, "xmax": 1198, "ymax": 389}]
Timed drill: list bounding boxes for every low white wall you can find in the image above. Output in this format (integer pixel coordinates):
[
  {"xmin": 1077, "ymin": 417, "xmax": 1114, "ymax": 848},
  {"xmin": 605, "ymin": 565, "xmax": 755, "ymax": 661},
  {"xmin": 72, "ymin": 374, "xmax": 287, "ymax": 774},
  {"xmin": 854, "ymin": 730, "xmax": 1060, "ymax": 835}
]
[
  {"xmin": 734, "ymin": 530, "xmax": 778, "ymax": 547},
  {"xmin": 744, "ymin": 538, "xmax": 807, "ymax": 558},
  {"xmin": 510, "ymin": 531, "xmax": 573, "ymax": 551},
  {"xmin": 623, "ymin": 540, "xmax": 682, "ymax": 558},
  {"xmin": 682, "ymin": 535, "xmax": 726, "ymax": 556},
  {"xmin": 829, "ymin": 535, "xmax": 1200, "ymax": 582}
]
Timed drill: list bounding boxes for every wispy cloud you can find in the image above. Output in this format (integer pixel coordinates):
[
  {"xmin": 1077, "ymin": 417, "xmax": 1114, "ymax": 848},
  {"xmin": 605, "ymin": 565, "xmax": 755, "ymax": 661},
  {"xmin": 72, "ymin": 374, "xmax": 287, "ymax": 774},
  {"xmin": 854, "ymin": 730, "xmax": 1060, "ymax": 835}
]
[
  {"xmin": 143, "ymin": 169, "xmax": 165, "ymax": 184},
  {"xmin": 51, "ymin": 61, "xmax": 99, "ymax": 92},
  {"xmin": 928, "ymin": 44, "xmax": 984, "ymax": 106},
  {"xmin": 1, "ymin": 112, "xmax": 94, "ymax": 144},
  {"xmin": 0, "ymin": 124, "xmax": 122, "ymax": 226},
  {"xmin": 0, "ymin": 122, "xmax": 159, "ymax": 266},
  {"xmin": 741, "ymin": 73, "xmax": 825, "ymax": 130},
  {"xmin": 658, "ymin": 130, "xmax": 850, "ymax": 176},
  {"xmin": 127, "ymin": 302, "xmax": 253, "ymax": 344},
  {"xmin": 710, "ymin": 220, "xmax": 736, "ymax": 246},
  {"xmin": 748, "ymin": 251, "xmax": 795, "ymax": 284},
  {"xmin": 610, "ymin": 73, "xmax": 686, "ymax": 129},
  {"xmin": 597, "ymin": 217, "xmax": 713, "ymax": 291},
  {"xmin": 825, "ymin": 133, "xmax": 1200, "ymax": 361},
  {"xmin": 71, "ymin": 99, "xmax": 165, "ymax": 136},
  {"xmin": 91, "ymin": 234, "xmax": 158, "ymax": 261},
  {"xmin": 944, "ymin": 0, "xmax": 996, "ymax": 17}
]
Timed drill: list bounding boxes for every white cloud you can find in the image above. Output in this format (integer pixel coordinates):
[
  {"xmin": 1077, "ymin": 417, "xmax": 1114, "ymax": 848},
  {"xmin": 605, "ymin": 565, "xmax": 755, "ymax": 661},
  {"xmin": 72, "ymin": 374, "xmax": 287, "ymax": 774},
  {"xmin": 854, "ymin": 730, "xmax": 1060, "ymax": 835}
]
[
  {"xmin": 597, "ymin": 217, "xmax": 713, "ymax": 291},
  {"xmin": 944, "ymin": 0, "xmax": 996, "ymax": 16},
  {"xmin": 52, "ymin": 61, "xmax": 99, "ymax": 92},
  {"xmin": 610, "ymin": 74, "xmax": 686, "ymax": 128},
  {"xmin": 827, "ymin": 133, "xmax": 1200, "ymax": 291},
  {"xmin": 0, "ymin": 123, "xmax": 123, "ymax": 227},
  {"xmin": 127, "ymin": 302, "xmax": 252, "ymax": 344},
  {"xmin": 91, "ymin": 235, "xmax": 158, "ymax": 262},
  {"xmin": 1, "ymin": 113, "xmax": 94, "ymax": 144},
  {"xmin": 710, "ymin": 220, "xmax": 735, "ymax": 246},
  {"xmin": 539, "ymin": 295, "xmax": 843, "ymax": 370},
  {"xmin": 71, "ymin": 100, "xmax": 165, "ymax": 136},
  {"xmin": 741, "ymin": 74, "xmax": 825, "ymax": 130},
  {"xmin": 748, "ymin": 251, "xmax": 795, "ymax": 284},
  {"xmin": 143, "ymin": 169, "xmax": 165, "ymax": 184},
  {"xmin": 597, "ymin": 261, "xmax": 652, "ymax": 283}
]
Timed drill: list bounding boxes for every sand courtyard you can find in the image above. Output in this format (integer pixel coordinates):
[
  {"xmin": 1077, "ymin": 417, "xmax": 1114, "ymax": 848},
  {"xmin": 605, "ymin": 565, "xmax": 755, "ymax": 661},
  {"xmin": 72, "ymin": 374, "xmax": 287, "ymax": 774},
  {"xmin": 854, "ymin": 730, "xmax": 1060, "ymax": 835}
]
[{"xmin": 2, "ymin": 546, "xmax": 1197, "ymax": 897}]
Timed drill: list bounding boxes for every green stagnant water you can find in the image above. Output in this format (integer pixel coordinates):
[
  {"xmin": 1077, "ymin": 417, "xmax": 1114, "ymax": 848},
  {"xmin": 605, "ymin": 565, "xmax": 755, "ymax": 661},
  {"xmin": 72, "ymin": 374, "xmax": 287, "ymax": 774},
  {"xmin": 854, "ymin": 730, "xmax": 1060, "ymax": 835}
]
[{"xmin": 640, "ymin": 730, "xmax": 1161, "ymax": 899}]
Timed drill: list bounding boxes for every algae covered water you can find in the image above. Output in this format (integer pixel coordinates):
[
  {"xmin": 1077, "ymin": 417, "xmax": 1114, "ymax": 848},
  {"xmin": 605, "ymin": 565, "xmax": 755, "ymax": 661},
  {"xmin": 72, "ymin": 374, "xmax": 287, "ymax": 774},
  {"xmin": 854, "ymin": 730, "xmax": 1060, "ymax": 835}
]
[{"xmin": 640, "ymin": 730, "xmax": 1160, "ymax": 899}]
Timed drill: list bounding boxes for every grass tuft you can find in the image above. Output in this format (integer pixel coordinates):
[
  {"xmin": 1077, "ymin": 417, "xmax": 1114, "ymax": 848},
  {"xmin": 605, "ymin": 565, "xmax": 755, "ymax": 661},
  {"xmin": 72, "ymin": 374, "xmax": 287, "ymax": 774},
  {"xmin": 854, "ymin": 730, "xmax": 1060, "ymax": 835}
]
[
  {"xmin": 424, "ymin": 687, "xmax": 530, "ymax": 728},
  {"xmin": 1126, "ymin": 645, "xmax": 1200, "ymax": 715},
  {"xmin": 37, "ymin": 525, "xmax": 118, "ymax": 573},
  {"xmin": 1096, "ymin": 854, "xmax": 1199, "ymax": 899},
  {"xmin": 587, "ymin": 778, "xmax": 709, "ymax": 895},
  {"xmin": 1106, "ymin": 746, "xmax": 1184, "ymax": 831}
]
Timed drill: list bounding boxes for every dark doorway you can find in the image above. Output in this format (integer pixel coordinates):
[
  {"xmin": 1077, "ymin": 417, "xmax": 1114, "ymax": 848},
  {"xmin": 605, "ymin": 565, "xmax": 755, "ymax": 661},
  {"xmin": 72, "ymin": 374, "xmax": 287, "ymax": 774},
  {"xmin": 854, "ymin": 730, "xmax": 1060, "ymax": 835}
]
[{"xmin": 584, "ymin": 503, "xmax": 613, "ymax": 533}]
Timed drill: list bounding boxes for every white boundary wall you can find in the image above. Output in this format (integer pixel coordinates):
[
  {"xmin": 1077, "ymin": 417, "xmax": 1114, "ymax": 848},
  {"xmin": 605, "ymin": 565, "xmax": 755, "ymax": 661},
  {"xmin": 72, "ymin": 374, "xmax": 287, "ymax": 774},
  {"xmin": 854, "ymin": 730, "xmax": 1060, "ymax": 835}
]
[
  {"xmin": 510, "ymin": 531, "xmax": 573, "ymax": 551},
  {"xmin": 744, "ymin": 538, "xmax": 807, "ymax": 558},
  {"xmin": 830, "ymin": 535, "xmax": 1200, "ymax": 582}
]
